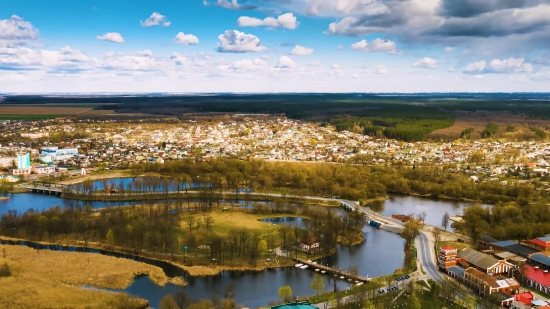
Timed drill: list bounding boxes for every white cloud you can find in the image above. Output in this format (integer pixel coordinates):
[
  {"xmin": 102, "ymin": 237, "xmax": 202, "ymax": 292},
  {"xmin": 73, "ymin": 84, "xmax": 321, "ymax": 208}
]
[
  {"xmin": 217, "ymin": 30, "xmax": 266, "ymax": 53},
  {"xmin": 463, "ymin": 58, "xmax": 533, "ymax": 74},
  {"xmin": 352, "ymin": 73, "xmax": 360, "ymax": 79},
  {"xmin": 174, "ymin": 32, "xmax": 199, "ymax": 45},
  {"xmin": 228, "ymin": 58, "xmax": 267, "ymax": 71},
  {"xmin": 489, "ymin": 58, "xmax": 532, "ymax": 73},
  {"xmin": 411, "ymin": 57, "xmax": 438, "ymax": 69},
  {"xmin": 216, "ymin": 0, "xmax": 255, "ymax": 10},
  {"xmin": 276, "ymin": 56, "xmax": 296, "ymax": 69},
  {"xmin": 325, "ymin": 17, "xmax": 385, "ymax": 37},
  {"xmin": 350, "ymin": 38, "xmax": 397, "ymax": 53},
  {"xmin": 448, "ymin": 67, "xmax": 456, "ymax": 72},
  {"xmin": 237, "ymin": 13, "xmax": 298, "ymax": 30},
  {"xmin": 463, "ymin": 60, "xmax": 486, "ymax": 73},
  {"xmin": 337, "ymin": 45, "xmax": 344, "ymax": 50},
  {"xmin": 331, "ymin": 63, "xmax": 341, "ymax": 70},
  {"xmin": 135, "ymin": 50, "xmax": 153, "ymax": 57},
  {"xmin": 531, "ymin": 72, "xmax": 550, "ymax": 82},
  {"xmin": 444, "ymin": 47, "xmax": 453, "ymax": 52},
  {"xmin": 0, "ymin": 15, "xmax": 39, "ymax": 46},
  {"xmin": 141, "ymin": 12, "xmax": 170, "ymax": 27},
  {"xmin": 308, "ymin": 60, "xmax": 321, "ymax": 66},
  {"xmin": 374, "ymin": 65, "xmax": 389, "ymax": 74},
  {"xmin": 475, "ymin": 75, "xmax": 484, "ymax": 79},
  {"xmin": 96, "ymin": 32, "xmax": 124, "ymax": 43},
  {"xmin": 290, "ymin": 45, "xmax": 314, "ymax": 56},
  {"xmin": 510, "ymin": 75, "xmax": 528, "ymax": 82}
]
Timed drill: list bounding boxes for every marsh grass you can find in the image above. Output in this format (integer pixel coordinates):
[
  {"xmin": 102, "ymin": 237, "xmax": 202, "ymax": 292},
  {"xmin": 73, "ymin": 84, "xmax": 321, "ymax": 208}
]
[{"xmin": 0, "ymin": 244, "xmax": 169, "ymax": 289}]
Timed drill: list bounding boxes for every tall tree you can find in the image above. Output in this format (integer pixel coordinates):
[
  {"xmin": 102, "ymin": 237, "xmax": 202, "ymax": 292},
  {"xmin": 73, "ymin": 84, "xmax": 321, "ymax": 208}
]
[
  {"xmin": 441, "ymin": 212, "xmax": 450, "ymax": 232},
  {"xmin": 311, "ymin": 273, "xmax": 325, "ymax": 296},
  {"xmin": 278, "ymin": 286, "xmax": 293, "ymax": 303}
]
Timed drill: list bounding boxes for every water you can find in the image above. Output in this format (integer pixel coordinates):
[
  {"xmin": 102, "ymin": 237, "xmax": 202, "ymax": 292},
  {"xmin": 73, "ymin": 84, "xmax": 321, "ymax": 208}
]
[{"xmin": 380, "ymin": 194, "xmax": 487, "ymax": 226}]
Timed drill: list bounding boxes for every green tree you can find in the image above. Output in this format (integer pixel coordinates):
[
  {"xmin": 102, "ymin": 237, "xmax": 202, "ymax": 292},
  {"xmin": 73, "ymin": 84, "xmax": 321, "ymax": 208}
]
[
  {"xmin": 258, "ymin": 239, "xmax": 268, "ymax": 256},
  {"xmin": 278, "ymin": 286, "xmax": 293, "ymax": 302},
  {"xmin": 106, "ymin": 229, "xmax": 115, "ymax": 245},
  {"xmin": 311, "ymin": 273, "xmax": 325, "ymax": 296},
  {"xmin": 409, "ymin": 295, "xmax": 421, "ymax": 309}
]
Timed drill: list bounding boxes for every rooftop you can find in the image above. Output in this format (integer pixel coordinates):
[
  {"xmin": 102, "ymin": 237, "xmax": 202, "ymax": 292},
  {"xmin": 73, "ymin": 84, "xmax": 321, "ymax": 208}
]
[
  {"xmin": 529, "ymin": 238, "xmax": 550, "ymax": 248},
  {"xmin": 457, "ymin": 248, "xmax": 501, "ymax": 270},
  {"xmin": 530, "ymin": 253, "xmax": 550, "ymax": 268},
  {"xmin": 503, "ymin": 243, "xmax": 540, "ymax": 257},
  {"xmin": 525, "ymin": 265, "xmax": 550, "ymax": 286}
]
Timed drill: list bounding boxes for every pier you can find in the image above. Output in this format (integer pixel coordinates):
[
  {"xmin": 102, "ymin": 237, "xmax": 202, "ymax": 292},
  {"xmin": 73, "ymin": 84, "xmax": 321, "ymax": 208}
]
[{"xmin": 289, "ymin": 256, "xmax": 371, "ymax": 283}]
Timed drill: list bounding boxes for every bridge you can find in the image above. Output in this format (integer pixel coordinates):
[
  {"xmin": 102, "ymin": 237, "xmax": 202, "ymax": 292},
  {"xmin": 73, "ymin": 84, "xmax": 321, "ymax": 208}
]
[{"xmin": 22, "ymin": 183, "xmax": 67, "ymax": 196}]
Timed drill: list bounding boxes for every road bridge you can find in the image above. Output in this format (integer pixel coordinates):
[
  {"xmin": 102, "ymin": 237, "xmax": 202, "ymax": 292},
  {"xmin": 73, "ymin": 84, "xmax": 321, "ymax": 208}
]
[{"xmin": 22, "ymin": 183, "xmax": 67, "ymax": 196}]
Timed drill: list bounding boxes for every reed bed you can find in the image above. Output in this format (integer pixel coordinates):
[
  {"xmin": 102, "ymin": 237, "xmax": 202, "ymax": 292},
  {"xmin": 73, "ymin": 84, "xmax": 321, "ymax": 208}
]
[{"xmin": 0, "ymin": 244, "xmax": 169, "ymax": 289}]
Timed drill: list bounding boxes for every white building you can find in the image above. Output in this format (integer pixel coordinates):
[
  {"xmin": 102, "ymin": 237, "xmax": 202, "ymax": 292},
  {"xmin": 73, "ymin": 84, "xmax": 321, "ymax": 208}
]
[
  {"xmin": 39, "ymin": 147, "xmax": 78, "ymax": 163},
  {"xmin": 0, "ymin": 157, "xmax": 16, "ymax": 168},
  {"xmin": 20, "ymin": 132, "xmax": 49, "ymax": 139},
  {"xmin": 32, "ymin": 165, "xmax": 56, "ymax": 175}
]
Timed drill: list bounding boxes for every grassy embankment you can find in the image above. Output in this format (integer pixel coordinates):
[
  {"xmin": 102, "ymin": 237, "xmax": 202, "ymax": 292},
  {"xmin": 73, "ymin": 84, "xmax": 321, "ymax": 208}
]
[{"xmin": 0, "ymin": 244, "xmax": 169, "ymax": 308}]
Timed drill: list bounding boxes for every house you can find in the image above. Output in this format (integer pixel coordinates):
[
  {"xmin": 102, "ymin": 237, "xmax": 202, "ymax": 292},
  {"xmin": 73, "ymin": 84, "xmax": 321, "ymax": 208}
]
[
  {"xmin": 297, "ymin": 238, "xmax": 321, "ymax": 252},
  {"xmin": 524, "ymin": 265, "xmax": 550, "ymax": 295},
  {"xmin": 457, "ymin": 248, "xmax": 514, "ymax": 275},
  {"xmin": 12, "ymin": 167, "xmax": 32, "ymax": 176},
  {"xmin": 530, "ymin": 254, "xmax": 550, "ymax": 270}
]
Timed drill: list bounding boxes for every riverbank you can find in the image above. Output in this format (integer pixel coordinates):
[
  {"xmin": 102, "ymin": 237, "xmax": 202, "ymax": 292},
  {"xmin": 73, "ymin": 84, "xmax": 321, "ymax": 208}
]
[{"xmin": 56, "ymin": 170, "xmax": 131, "ymax": 185}]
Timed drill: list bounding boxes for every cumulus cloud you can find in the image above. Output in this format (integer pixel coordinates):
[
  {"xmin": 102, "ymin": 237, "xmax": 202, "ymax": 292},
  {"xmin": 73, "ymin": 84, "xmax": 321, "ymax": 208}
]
[
  {"xmin": 331, "ymin": 63, "xmax": 341, "ymax": 70},
  {"xmin": 308, "ymin": 60, "xmax": 321, "ymax": 66},
  {"xmin": 337, "ymin": 45, "xmax": 343, "ymax": 50},
  {"xmin": 96, "ymin": 32, "xmax": 124, "ymax": 43},
  {"xmin": 350, "ymin": 38, "xmax": 397, "ymax": 53},
  {"xmin": 463, "ymin": 58, "xmax": 533, "ymax": 74},
  {"xmin": 444, "ymin": 47, "xmax": 453, "ymax": 52},
  {"xmin": 174, "ymin": 32, "xmax": 199, "ymax": 45},
  {"xmin": 374, "ymin": 65, "xmax": 389, "ymax": 74},
  {"xmin": 227, "ymin": 57, "xmax": 267, "ymax": 71},
  {"xmin": 290, "ymin": 45, "xmax": 314, "ymax": 56},
  {"xmin": 276, "ymin": 55, "xmax": 296, "ymax": 68},
  {"xmin": 216, "ymin": 0, "xmax": 257, "ymax": 10},
  {"xmin": 0, "ymin": 15, "xmax": 39, "ymax": 46},
  {"xmin": 411, "ymin": 57, "xmax": 438, "ymax": 69},
  {"xmin": 217, "ymin": 30, "xmax": 267, "ymax": 53},
  {"xmin": 141, "ymin": 12, "xmax": 170, "ymax": 27},
  {"xmin": 237, "ymin": 13, "xmax": 298, "ymax": 30},
  {"xmin": 463, "ymin": 60, "xmax": 486, "ymax": 73}
]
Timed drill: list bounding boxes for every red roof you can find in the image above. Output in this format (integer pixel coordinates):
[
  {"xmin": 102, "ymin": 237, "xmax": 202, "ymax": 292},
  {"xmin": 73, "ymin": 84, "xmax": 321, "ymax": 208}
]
[
  {"xmin": 440, "ymin": 246, "xmax": 456, "ymax": 251},
  {"xmin": 525, "ymin": 265, "xmax": 550, "ymax": 287},
  {"xmin": 514, "ymin": 292, "xmax": 534, "ymax": 305},
  {"xmin": 529, "ymin": 238, "xmax": 550, "ymax": 248}
]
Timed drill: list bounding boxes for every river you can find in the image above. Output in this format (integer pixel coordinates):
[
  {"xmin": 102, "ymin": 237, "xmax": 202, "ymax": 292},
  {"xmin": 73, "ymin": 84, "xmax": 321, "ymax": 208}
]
[{"xmin": 0, "ymin": 179, "xmax": 482, "ymax": 308}]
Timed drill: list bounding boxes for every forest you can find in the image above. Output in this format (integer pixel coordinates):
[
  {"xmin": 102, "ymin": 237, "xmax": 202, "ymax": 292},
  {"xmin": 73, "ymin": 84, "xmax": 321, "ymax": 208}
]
[{"xmin": 111, "ymin": 159, "xmax": 541, "ymax": 206}]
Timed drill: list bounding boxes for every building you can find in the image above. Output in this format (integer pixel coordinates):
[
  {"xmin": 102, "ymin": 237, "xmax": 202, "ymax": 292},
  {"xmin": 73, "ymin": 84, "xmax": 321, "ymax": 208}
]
[
  {"xmin": 12, "ymin": 167, "xmax": 31, "ymax": 176},
  {"xmin": 297, "ymin": 238, "xmax": 321, "ymax": 252},
  {"xmin": 17, "ymin": 153, "xmax": 30, "ymax": 169},
  {"xmin": 20, "ymin": 132, "xmax": 49, "ymax": 139},
  {"xmin": 524, "ymin": 265, "xmax": 550, "ymax": 295},
  {"xmin": 39, "ymin": 147, "xmax": 78, "ymax": 163},
  {"xmin": 530, "ymin": 253, "xmax": 550, "ymax": 270},
  {"xmin": 439, "ymin": 246, "xmax": 458, "ymax": 269},
  {"xmin": 0, "ymin": 175, "xmax": 19, "ymax": 183},
  {"xmin": 32, "ymin": 165, "xmax": 56, "ymax": 175},
  {"xmin": 457, "ymin": 248, "xmax": 514, "ymax": 275},
  {"xmin": 270, "ymin": 303, "xmax": 319, "ymax": 309},
  {"xmin": 464, "ymin": 267, "xmax": 520, "ymax": 296},
  {"xmin": 522, "ymin": 237, "xmax": 550, "ymax": 255},
  {"xmin": 0, "ymin": 157, "xmax": 16, "ymax": 168}
]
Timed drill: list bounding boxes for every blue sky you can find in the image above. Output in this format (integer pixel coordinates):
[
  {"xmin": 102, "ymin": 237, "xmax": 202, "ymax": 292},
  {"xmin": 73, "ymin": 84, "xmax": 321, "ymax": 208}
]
[{"xmin": 0, "ymin": 0, "xmax": 549, "ymax": 92}]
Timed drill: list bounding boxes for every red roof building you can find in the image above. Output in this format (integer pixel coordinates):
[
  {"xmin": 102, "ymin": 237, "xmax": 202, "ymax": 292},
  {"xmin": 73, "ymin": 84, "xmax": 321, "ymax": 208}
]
[
  {"xmin": 522, "ymin": 237, "xmax": 550, "ymax": 254},
  {"xmin": 514, "ymin": 292, "xmax": 534, "ymax": 306},
  {"xmin": 524, "ymin": 265, "xmax": 550, "ymax": 295}
]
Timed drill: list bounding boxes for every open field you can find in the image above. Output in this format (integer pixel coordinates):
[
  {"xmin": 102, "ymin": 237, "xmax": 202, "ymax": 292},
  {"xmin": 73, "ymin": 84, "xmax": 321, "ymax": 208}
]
[
  {"xmin": 426, "ymin": 111, "xmax": 550, "ymax": 141},
  {"xmin": 0, "ymin": 105, "xmax": 93, "ymax": 115},
  {"xmin": 0, "ymin": 244, "xmax": 170, "ymax": 289}
]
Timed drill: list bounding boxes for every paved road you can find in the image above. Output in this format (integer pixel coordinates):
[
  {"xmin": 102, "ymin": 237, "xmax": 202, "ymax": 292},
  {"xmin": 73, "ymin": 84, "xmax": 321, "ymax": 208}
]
[{"xmin": 418, "ymin": 231, "xmax": 444, "ymax": 282}]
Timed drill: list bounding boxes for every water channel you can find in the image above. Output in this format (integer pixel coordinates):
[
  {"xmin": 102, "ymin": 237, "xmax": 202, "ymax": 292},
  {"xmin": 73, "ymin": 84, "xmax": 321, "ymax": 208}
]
[{"xmin": 0, "ymin": 178, "xmax": 486, "ymax": 308}]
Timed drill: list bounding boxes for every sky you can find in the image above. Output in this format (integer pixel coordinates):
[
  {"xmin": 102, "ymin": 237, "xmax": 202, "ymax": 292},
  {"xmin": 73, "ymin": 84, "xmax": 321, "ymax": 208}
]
[{"xmin": 0, "ymin": 0, "xmax": 550, "ymax": 93}]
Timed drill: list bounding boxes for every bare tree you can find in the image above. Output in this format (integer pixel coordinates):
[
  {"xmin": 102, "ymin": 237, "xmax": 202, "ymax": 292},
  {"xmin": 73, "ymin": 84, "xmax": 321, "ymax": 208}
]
[{"xmin": 442, "ymin": 212, "xmax": 450, "ymax": 232}]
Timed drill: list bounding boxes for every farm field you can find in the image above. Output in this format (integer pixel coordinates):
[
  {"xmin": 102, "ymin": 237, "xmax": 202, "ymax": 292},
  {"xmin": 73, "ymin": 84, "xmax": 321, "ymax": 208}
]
[{"xmin": 426, "ymin": 111, "xmax": 549, "ymax": 141}]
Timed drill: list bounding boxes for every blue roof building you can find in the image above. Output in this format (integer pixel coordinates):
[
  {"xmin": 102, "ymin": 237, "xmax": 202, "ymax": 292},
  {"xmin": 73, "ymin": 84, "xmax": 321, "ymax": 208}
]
[{"xmin": 270, "ymin": 303, "xmax": 320, "ymax": 309}]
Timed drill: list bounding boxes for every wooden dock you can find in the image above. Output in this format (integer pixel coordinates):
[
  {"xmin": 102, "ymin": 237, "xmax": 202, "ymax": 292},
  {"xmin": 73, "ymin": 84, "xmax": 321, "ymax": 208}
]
[{"xmin": 290, "ymin": 256, "xmax": 370, "ymax": 283}]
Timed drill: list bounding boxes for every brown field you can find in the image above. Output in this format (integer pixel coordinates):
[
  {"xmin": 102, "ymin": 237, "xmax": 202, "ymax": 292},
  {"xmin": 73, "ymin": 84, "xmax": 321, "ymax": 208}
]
[
  {"xmin": 426, "ymin": 111, "xmax": 550, "ymax": 141},
  {"xmin": 0, "ymin": 244, "xmax": 169, "ymax": 289},
  {"xmin": 0, "ymin": 106, "xmax": 91, "ymax": 115}
]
